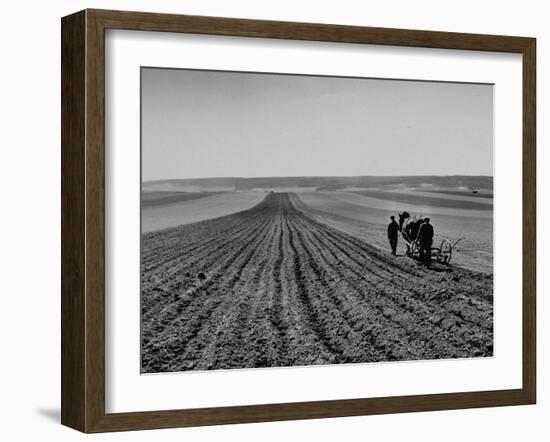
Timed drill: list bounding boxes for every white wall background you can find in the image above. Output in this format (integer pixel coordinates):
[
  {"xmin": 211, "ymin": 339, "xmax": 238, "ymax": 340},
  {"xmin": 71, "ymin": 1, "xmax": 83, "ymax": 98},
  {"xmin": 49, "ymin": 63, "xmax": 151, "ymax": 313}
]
[{"xmin": 0, "ymin": 0, "xmax": 546, "ymax": 440}]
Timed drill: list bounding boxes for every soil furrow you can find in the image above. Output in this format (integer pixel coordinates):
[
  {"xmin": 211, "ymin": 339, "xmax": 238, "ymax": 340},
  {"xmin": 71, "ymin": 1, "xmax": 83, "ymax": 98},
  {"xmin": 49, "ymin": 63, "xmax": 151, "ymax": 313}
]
[
  {"xmin": 297, "ymin": 213, "xmax": 493, "ymax": 338},
  {"xmin": 141, "ymin": 211, "xmax": 275, "ymax": 354},
  {"xmin": 141, "ymin": 211, "xmax": 270, "ymax": 320}
]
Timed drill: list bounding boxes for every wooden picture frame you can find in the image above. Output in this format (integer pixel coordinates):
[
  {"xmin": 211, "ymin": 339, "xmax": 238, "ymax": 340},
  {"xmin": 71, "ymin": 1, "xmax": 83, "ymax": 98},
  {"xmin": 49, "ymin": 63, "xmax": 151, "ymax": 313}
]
[{"xmin": 61, "ymin": 9, "xmax": 536, "ymax": 433}]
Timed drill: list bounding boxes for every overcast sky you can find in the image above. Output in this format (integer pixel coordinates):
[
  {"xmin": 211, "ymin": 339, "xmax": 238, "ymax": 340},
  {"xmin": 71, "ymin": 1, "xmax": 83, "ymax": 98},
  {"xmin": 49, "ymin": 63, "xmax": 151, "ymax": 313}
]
[{"xmin": 141, "ymin": 68, "xmax": 493, "ymax": 182}]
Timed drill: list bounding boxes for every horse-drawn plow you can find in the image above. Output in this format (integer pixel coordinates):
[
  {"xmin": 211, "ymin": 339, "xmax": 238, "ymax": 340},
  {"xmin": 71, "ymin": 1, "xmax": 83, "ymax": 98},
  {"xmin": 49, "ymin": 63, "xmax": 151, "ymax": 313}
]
[
  {"xmin": 398, "ymin": 211, "xmax": 463, "ymax": 265},
  {"xmin": 401, "ymin": 233, "xmax": 463, "ymax": 265}
]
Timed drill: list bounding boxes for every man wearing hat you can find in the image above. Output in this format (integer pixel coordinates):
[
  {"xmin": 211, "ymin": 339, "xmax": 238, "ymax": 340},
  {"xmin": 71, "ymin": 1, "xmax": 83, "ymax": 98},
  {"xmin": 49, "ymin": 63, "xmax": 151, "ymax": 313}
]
[
  {"xmin": 387, "ymin": 215, "xmax": 400, "ymax": 256},
  {"xmin": 417, "ymin": 217, "xmax": 434, "ymax": 265}
]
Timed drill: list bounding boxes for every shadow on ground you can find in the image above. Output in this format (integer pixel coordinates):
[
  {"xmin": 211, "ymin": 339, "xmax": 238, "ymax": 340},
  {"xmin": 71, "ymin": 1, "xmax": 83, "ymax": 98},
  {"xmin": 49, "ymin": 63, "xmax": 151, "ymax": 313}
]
[{"xmin": 35, "ymin": 408, "xmax": 60, "ymax": 423}]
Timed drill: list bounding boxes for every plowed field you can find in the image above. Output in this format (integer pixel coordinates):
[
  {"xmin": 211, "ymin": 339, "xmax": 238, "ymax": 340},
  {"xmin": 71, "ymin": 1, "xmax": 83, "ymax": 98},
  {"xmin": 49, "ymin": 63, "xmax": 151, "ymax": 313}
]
[{"xmin": 141, "ymin": 193, "xmax": 493, "ymax": 373}]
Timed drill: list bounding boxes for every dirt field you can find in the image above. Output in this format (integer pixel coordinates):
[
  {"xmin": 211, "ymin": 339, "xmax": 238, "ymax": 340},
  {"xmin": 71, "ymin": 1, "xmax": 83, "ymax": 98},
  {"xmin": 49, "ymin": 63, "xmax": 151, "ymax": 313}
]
[
  {"xmin": 141, "ymin": 192, "xmax": 493, "ymax": 373},
  {"xmin": 295, "ymin": 191, "xmax": 493, "ymax": 273},
  {"xmin": 423, "ymin": 189, "xmax": 493, "ymax": 199},
  {"xmin": 352, "ymin": 189, "xmax": 492, "ymax": 211},
  {"xmin": 142, "ymin": 191, "xmax": 266, "ymax": 233},
  {"xmin": 330, "ymin": 191, "xmax": 492, "ymax": 219},
  {"xmin": 142, "ymin": 191, "xmax": 220, "ymax": 207}
]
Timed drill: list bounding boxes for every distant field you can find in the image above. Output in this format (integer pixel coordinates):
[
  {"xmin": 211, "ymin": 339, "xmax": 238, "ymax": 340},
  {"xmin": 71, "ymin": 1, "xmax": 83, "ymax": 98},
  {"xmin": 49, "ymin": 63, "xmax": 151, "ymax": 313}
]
[
  {"xmin": 141, "ymin": 191, "xmax": 266, "ymax": 232},
  {"xmin": 389, "ymin": 189, "xmax": 493, "ymax": 206},
  {"xmin": 142, "ymin": 175, "xmax": 493, "ymax": 192},
  {"xmin": 332, "ymin": 191, "xmax": 491, "ymax": 219},
  {"xmin": 351, "ymin": 190, "xmax": 492, "ymax": 211},
  {"xmin": 423, "ymin": 189, "xmax": 493, "ymax": 199},
  {"xmin": 142, "ymin": 191, "xmax": 220, "ymax": 207}
]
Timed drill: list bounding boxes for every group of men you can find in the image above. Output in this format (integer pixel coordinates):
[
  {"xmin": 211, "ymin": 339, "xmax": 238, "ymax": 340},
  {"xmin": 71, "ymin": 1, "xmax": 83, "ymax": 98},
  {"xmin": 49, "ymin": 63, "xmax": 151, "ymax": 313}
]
[{"xmin": 387, "ymin": 215, "xmax": 434, "ymax": 265}]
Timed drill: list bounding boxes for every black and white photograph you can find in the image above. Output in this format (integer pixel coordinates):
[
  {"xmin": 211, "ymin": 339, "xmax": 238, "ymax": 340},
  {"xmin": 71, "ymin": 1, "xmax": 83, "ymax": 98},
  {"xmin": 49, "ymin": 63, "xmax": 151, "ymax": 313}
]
[{"xmin": 140, "ymin": 67, "xmax": 494, "ymax": 374}]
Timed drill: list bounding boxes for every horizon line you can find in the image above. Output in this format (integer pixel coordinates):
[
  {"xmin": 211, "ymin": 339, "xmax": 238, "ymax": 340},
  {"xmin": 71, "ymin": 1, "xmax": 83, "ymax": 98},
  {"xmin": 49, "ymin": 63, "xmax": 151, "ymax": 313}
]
[{"xmin": 142, "ymin": 173, "xmax": 494, "ymax": 184}]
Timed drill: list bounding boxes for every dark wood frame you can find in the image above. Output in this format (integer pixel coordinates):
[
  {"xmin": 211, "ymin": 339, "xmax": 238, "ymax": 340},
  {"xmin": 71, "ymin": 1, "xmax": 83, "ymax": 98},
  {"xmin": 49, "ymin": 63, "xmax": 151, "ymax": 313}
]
[{"xmin": 61, "ymin": 8, "xmax": 536, "ymax": 433}]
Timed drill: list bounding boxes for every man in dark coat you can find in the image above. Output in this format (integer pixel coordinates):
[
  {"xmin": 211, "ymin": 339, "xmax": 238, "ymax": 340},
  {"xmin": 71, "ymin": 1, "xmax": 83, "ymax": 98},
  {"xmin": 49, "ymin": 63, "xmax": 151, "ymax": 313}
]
[
  {"xmin": 387, "ymin": 215, "xmax": 400, "ymax": 256},
  {"xmin": 417, "ymin": 217, "xmax": 434, "ymax": 265}
]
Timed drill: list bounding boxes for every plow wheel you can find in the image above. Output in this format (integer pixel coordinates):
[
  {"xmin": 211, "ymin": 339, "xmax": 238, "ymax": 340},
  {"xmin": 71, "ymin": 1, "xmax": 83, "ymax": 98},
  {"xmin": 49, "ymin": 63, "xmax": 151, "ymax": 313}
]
[{"xmin": 437, "ymin": 239, "xmax": 453, "ymax": 264}]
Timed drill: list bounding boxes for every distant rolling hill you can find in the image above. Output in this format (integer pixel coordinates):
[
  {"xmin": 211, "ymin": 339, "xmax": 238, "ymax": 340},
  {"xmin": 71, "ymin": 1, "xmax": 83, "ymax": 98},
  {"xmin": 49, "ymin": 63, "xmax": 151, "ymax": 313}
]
[{"xmin": 143, "ymin": 175, "xmax": 493, "ymax": 192}]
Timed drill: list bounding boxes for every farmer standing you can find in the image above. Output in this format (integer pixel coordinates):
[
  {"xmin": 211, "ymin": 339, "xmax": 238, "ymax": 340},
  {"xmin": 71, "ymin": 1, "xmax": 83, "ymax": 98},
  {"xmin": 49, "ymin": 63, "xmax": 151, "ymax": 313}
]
[
  {"xmin": 417, "ymin": 217, "xmax": 434, "ymax": 265},
  {"xmin": 387, "ymin": 215, "xmax": 400, "ymax": 256}
]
